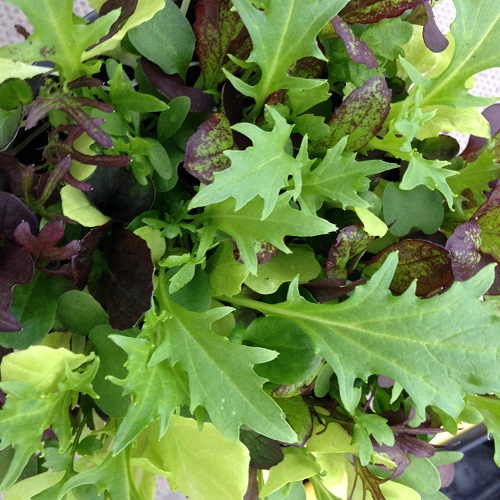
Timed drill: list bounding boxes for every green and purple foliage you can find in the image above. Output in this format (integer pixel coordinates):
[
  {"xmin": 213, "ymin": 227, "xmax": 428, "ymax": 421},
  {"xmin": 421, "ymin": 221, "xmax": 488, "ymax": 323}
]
[{"xmin": 0, "ymin": 0, "xmax": 499, "ymax": 498}]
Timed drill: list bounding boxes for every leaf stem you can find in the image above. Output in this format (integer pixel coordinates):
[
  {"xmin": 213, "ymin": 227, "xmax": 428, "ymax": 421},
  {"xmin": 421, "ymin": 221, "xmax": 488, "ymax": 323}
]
[
  {"xmin": 180, "ymin": 0, "xmax": 191, "ymax": 16},
  {"xmin": 218, "ymin": 295, "xmax": 278, "ymax": 316}
]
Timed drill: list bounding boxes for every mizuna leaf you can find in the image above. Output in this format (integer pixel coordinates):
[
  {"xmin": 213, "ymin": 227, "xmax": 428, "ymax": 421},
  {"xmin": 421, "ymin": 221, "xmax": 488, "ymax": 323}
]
[
  {"xmin": 339, "ymin": 0, "xmax": 425, "ymax": 24},
  {"xmin": 227, "ymin": 0, "xmax": 350, "ymax": 111},
  {"xmin": 197, "ymin": 195, "xmax": 337, "ymax": 274},
  {"xmin": 194, "ymin": 0, "xmax": 252, "ymax": 89},
  {"xmin": 150, "ymin": 298, "xmax": 297, "ymax": 443},
  {"xmin": 108, "ymin": 334, "xmax": 189, "ymax": 454},
  {"xmin": 300, "ymin": 137, "xmax": 394, "ymax": 212},
  {"xmin": 184, "ymin": 112, "xmax": 234, "ymax": 184},
  {"xmin": 189, "ymin": 107, "xmax": 304, "ymax": 219},
  {"xmin": 227, "ymin": 253, "xmax": 500, "ymax": 422},
  {"xmin": 422, "ymin": 0, "xmax": 500, "ymax": 108}
]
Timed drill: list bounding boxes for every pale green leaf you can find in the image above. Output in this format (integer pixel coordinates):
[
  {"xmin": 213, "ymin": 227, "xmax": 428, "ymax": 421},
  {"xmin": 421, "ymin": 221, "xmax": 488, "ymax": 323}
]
[
  {"xmin": 228, "ymin": 0, "xmax": 349, "ymax": 111},
  {"xmin": 422, "ymin": 0, "xmax": 500, "ymax": 108},
  {"xmin": 149, "ymin": 298, "xmax": 297, "ymax": 443},
  {"xmin": 197, "ymin": 194, "xmax": 336, "ymax": 274},
  {"xmin": 228, "ymin": 253, "xmax": 500, "ymax": 421},
  {"xmin": 190, "ymin": 107, "xmax": 303, "ymax": 219},
  {"xmin": 300, "ymin": 137, "xmax": 394, "ymax": 213},
  {"xmin": 260, "ymin": 447, "xmax": 321, "ymax": 497},
  {"xmin": 60, "ymin": 185, "xmax": 111, "ymax": 227},
  {"xmin": 0, "ymin": 58, "xmax": 50, "ymax": 85},
  {"xmin": 145, "ymin": 416, "xmax": 250, "ymax": 500},
  {"xmin": 1, "ymin": 347, "xmax": 94, "ymax": 395},
  {"xmin": 85, "ymin": 0, "xmax": 166, "ymax": 59},
  {"xmin": 4, "ymin": 471, "xmax": 65, "ymax": 500},
  {"xmin": 244, "ymin": 245, "xmax": 320, "ymax": 295},
  {"xmin": 0, "ymin": 0, "xmax": 120, "ymax": 81},
  {"xmin": 354, "ymin": 207, "xmax": 388, "ymax": 238}
]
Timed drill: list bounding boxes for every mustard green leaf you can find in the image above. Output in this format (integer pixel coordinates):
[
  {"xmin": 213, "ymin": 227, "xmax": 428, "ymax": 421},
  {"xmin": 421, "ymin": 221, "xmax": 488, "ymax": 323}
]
[
  {"xmin": 227, "ymin": 0, "xmax": 350, "ymax": 111},
  {"xmin": 189, "ymin": 107, "xmax": 303, "ymax": 219},
  {"xmin": 149, "ymin": 298, "xmax": 297, "ymax": 443},
  {"xmin": 197, "ymin": 195, "xmax": 336, "ymax": 274},
  {"xmin": 422, "ymin": 0, "xmax": 500, "ymax": 108},
  {"xmin": 227, "ymin": 253, "xmax": 500, "ymax": 421},
  {"xmin": 300, "ymin": 137, "xmax": 395, "ymax": 212}
]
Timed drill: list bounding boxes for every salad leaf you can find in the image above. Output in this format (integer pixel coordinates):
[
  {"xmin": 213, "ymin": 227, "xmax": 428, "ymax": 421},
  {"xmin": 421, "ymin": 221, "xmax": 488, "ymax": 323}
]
[{"xmin": 339, "ymin": 0, "xmax": 424, "ymax": 24}]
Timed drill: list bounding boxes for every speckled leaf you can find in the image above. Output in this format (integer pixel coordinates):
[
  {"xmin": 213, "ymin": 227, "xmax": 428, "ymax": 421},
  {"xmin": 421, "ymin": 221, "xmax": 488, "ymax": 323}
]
[
  {"xmin": 184, "ymin": 112, "xmax": 234, "ymax": 184},
  {"xmin": 331, "ymin": 16, "xmax": 377, "ymax": 69},
  {"xmin": 339, "ymin": 0, "xmax": 425, "ymax": 24},
  {"xmin": 364, "ymin": 240, "xmax": 454, "ymax": 296},
  {"xmin": 445, "ymin": 221, "xmax": 483, "ymax": 281},
  {"xmin": 326, "ymin": 224, "xmax": 373, "ymax": 280},
  {"xmin": 320, "ymin": 76, "xmax": 391, "ymax": 152},
  {"xmin": 194, "ymin": 0, "xmax": 252, "ymax": 89}
]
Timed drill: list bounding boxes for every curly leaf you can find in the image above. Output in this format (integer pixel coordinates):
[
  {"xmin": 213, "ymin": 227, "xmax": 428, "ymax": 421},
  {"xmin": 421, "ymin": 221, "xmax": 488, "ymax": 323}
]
[
  {"xmin": 227, "ymin": 0, "xmax": 350, "ymax": 111},
  {"xmin": 230, "ymin": 253, "xmax": 500, "ymax": 421}
]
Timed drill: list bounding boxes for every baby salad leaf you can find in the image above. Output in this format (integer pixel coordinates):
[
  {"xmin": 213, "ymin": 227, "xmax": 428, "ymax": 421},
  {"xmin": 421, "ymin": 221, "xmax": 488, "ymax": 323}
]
[
  {"xmin": 422, "ymin": 0, "xmax": 500, "ymax": 108},
  {"xmin": 300, "ymin": 137, "xmax": 394, "ymax": 213},
  {"xmin": 228, "ymin": 253, "xmax": 500, "ymax": 421},
  {"xmin": 194, "ymin": 0, "xmax": 252, "ymax": 90},
  {"xmin": 189, "ymin": 106, "xmax": 303, "ymax": 219},
  {"xmin": 227, "ymin": 0, "xmax": 350, "ymax": 112},
  {"xmin": 197, "ymin": 195, "xmax": 336, "ymax": 274},
  {"xmin": 0, "ymin": 348, "xmax": 98, "ymax": 491},
  {"xmin": 339, "ymin": 0, "xmax": 424, "ymax": 24},
  {"xmin": 0, "ymin": 0, "xmax": 120, "ymax": 81},
  {"xmin": 150, "ymin": 298, "xmax": 297, "ymax": 443}
]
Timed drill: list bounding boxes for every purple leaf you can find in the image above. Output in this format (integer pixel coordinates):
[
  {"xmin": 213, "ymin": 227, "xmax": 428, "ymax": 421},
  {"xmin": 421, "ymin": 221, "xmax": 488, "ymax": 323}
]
[
  {"xmin": 303, "ymin": 277, "xmax": 365, "ymax": 303},
  {"xmin": 97, "ymin": 0, "xmax": 138, "ymax": 44},
  {"xmin": 194, "ymin": 0, "xmax": 252, "ymax": 89},
  {"xmin": 437, "ymin": 463, "xmax": 456, "ymax": 489},
  {"xmin": 141, "ymin": 58, "xmax": 214, "ymax": 113},
  {"xmin": 422, "ymin": 0, "xmax": 449, "ymax": 53},
  {"xmin": 331, "ymin": 16, "xmax": 378, "ymax": 69},
  {"xmin": 88, "ymin": 230, "xmax": 154, "ymax": 330},
  {"xmin": 0, "ymin": 191, "xmax": 39, "ymax": 240},
  {"xmin": 184, "ymin": 112, "xmax": 234, "ymax": 183},
  {"xmin": 445, "ymin": 221, "xmax": 483, "ymax": 281},
  {"xmin": 0, "ymin": 310, "xmax": 22, "ymax": 332},
  {"xmin": 364, "ymin": 240, "xmax": 454, "ymax": 297},
  {"xmin": 72, "ymin": 222, "xmax": 113, "ymax": 289},
  {"xmin": 339, "ymin": 0, "xmax": 425, "ymax": 24},
  {"xmin": 462, "ymin": 104, "xmax": 500, "ymax": 161},
  {"xmin": 314, "ymin": 76, "xmax": 392, "ymax": 152},
  {"xmin": 14, "ymin": 221, "xmax": 80, "ymax": 262},
  {"xmin": 67, "ymin": 76, "xmax": 105, "ymax": 90},
  {"xmin": 0, "ymin": 153, "xmax": 36, "ymax": 197},
  {"xmin": 221, "ymin": 82, "xmax": 252, "ymax": 150},
  {"xmin": 326, "ymin": 225, "xmax": 374, "ymax": 280}
]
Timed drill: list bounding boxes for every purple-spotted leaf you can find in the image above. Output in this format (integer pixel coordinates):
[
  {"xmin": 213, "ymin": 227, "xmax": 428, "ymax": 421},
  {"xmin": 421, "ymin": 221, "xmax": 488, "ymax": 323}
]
[
  {"xmin": 445, "ymin": 221, "xmax": 483, "ymax": 281},
  {"xmin": 422, "ymin": 0, "xmax": 449, "ymax": 53},
  {"xmin": 88, "ymin": 229, "xmax": 154, "ymax": 330},
  {"xmin": 233, "ymin": 239, "xmax": 279, "ymax": 265},
  {"xmin": 313, "ymin": 76, "xmax": 392, "ymax": 153},
  {"xmin": 326, "ymin": 224, "xmax": 374, "ymax": 280},
  {"xmin": 339, "ymin": 0, "xmax": 425, "ymax": 24},
  {"xmin": 364, "ymin": 240, "xmax": 453, "ymax": 296},
  {"xmin": 331, "ymin": 16, "xmax": 377, "ymax": 69},
  {"xmin": 194, "ymin": 0, "xmax": 252, "ymax": 89},
  {"xmin": 0, "ymin": 191, "xmax": 38, "ymax": 240},
  {"xmin": 141, "ymin": 58, "xmax": 214, "ymax": 113},
  {"xmin": 14, "ymin": 221, "xmax": 80, "ymax": 262},
  {"xmin": 184, "ymin": 112, "xmax": 234, "ymax": 184}
]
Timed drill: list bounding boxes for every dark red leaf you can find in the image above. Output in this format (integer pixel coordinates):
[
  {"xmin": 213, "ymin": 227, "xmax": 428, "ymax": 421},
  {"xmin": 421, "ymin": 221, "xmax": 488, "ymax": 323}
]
[
  {"xmin": 194, "ymin": 0, "xmax": 252, "ymax": 89},
  {"xmin": 422, "ymin": 1, "xmax": 449, "ymax": 53},
  {"xmin": 364, "ymin": 240, "xmax": 454, "ymax": 296},
  {"xmin": 0, "ymin": 153, "xmax": 36, "ymax": 197},
  {"xmin": 303, "ymin": 278, "xmax": 365, "ymax": 303},
  {"xmin": 97, "ymin": 0, "xmax": 138, "ymax": 45},
  {"xmin": 331, "ymin": 16, "xmax": 378, "ymax": 69},
  {"xmin": 221, "ymin": 81, "xmax": 251, "ymax": 149},
  {"xmin": 437, "ymin": 463, "xmax": 455, "ymax": 488},
  {"xmin": 340, "ymin": 0, "xmax": 425, "ymax": 24},
  {"xmin": 184, "ymin": 112, "xmax": 233, "ymax": 183},
  {"xmin": 141, "ymin": 58, "xmax": 214, "ymax": 113},
  {"xmin": 445, "ymin": 221, "xmax": 483, "ymax": 281},
  {"xmin": 88, "ymin": 230, "xmax": 154, "ymax": 330},
  {"xmin": 72, "ymin": 222, "xmax": 113, "ymax": 289},
  {"xmin": 326, "ymin": 225, "xmax": 374, "ymax": 280},
  {"xmin": 14, "ymin": 221, "xmax": 80, "ymax": 262},
  {"xmin": 0, "ymin": 191, "xmax": 39, "ymax": 240}
]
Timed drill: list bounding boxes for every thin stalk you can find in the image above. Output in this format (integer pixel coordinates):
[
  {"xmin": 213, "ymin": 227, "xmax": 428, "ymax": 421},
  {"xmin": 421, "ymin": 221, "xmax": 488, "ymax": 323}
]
[{"xmin": 180, "ymin": 0, "xmax": 191, "ymax": 16}]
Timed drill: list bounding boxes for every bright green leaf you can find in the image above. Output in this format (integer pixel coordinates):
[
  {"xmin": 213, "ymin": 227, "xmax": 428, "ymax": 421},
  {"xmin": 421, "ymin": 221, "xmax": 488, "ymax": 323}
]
[{"xmin": 60, "ymin": 185, "xmax": 111, "ymax": 227}]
